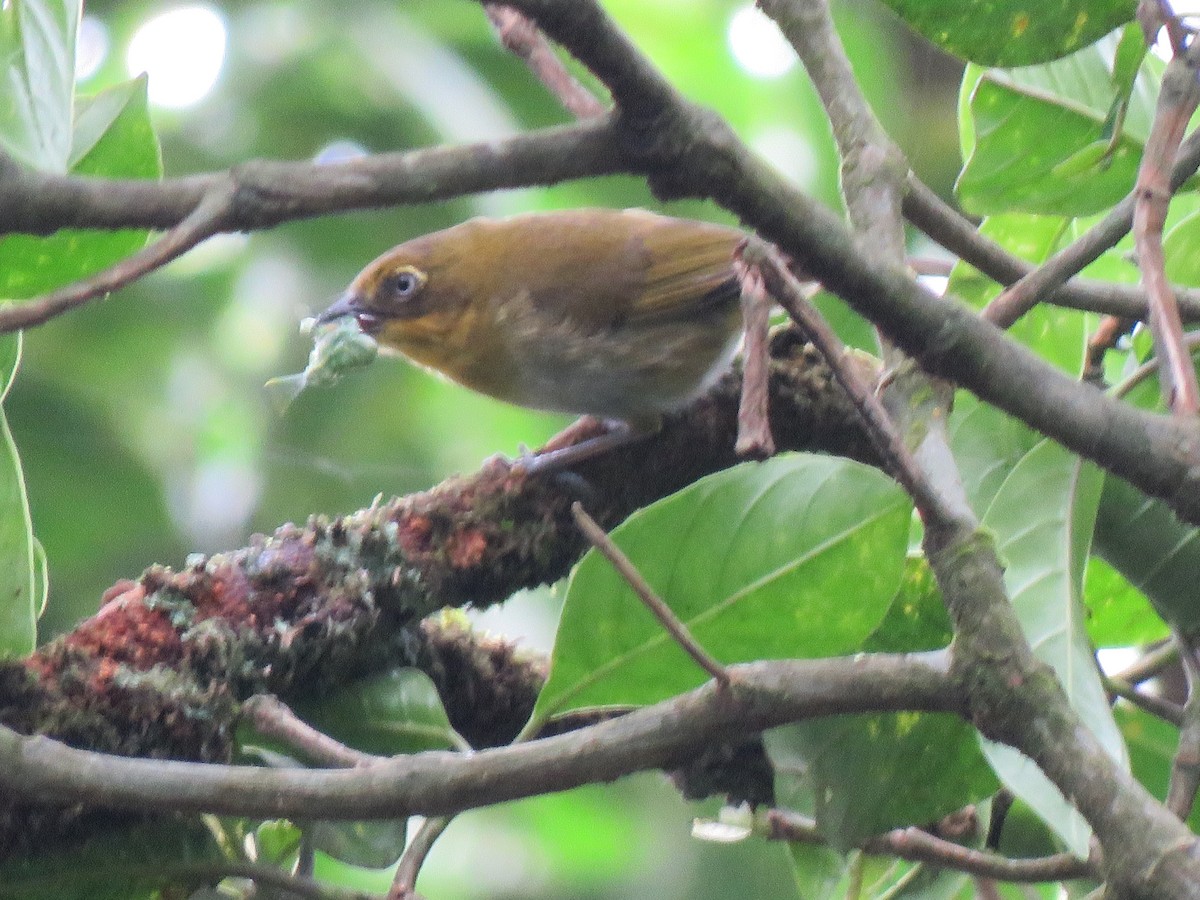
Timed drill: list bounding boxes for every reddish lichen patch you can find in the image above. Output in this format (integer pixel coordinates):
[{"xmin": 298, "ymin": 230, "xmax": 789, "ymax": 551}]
[
  {"xmin": 446, "ymin": 528, "xmax": 490, "ymax": 568},
  {"xmin": 184, "ymin": 562, "xmax": 254, "ymax": 624},
  {"xmin": 57, "ymin": 594, "xmax": 183, "ymax": 671},
  {"xmin": 88, "ymin": 657, "xmax": 120, "ymax": 694},
  {"xmin": 395, "ymin": 513, "xmax": 434, "ymax": 556}
]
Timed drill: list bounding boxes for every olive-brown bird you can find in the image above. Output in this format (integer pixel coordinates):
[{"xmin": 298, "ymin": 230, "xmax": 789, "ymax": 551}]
[{"xmin": 317, "ymin": 208, "xmax": 747, "ymax": 465}]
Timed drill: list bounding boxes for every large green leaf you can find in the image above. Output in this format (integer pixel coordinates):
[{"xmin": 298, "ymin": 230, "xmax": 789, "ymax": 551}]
[
  {"xmin": 1085, "ymin": 555, "xmax": 1168, "ymax": 648},
  {"xmin": 787, "ymin": 844, "xmax": 846, "ymax": 899},
  {"xmin": 0, "ymin": 817, "xmax": 219, "ymax": 899},
  {"xmin": 1162, "ymin": 210, "xmax": 1200, "ymax": 287},
  {"xmin": 0, "ymin": 332, "xmax": 34, "ymax": 658},
  {"xmin": 957, "ymin": 37, "xmax": 1159, "ymax": 216},
  {"xmin": 880, "ymin": 0, "xmax": 1134, "ymax": 66},
  {"xmin": 0, "ymin": 0, "xmax": 78, "ymax": 171},
  {"xmin": 767, "ymin": 560, "xmax": 996, "ymax": 848},
  {"xmin": 979, "ymin": 439, "xmax": 1121, "ymax": 858},
  {"xmin": 1117, "ymin": 703, "xmax": 1200, "ymax": 832},
  {"xmin": 0, "ymin": 76, "xmax": 161, "ymax": 299},
  {"xmin": 533, "ymin": 455, "xmax": 911, "ymax": 724},
  {"xmin": 1093, "ymin": 474, "xmax": 1200, "ymax": 637}
]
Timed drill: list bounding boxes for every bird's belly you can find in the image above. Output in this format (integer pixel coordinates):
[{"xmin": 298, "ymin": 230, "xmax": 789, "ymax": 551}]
[{"xmin": 506, "ymin": 315, "xmax": 743, "ymax": 420}]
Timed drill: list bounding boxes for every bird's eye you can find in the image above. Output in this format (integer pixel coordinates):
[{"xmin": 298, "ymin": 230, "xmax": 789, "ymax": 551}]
[{"xmin": 393, "ymin": 271, "xmax": 420, "ymax": 298}]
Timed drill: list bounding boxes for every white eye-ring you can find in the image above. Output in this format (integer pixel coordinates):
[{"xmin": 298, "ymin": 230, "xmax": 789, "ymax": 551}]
[{"xmin": 390, "ymin": 267, "xmax": 424, "ymax": 299}]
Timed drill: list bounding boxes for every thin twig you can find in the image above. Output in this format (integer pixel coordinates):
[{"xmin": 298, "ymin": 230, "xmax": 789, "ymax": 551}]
[
  {"xmin": 902, "ymin": 175, "xmax": 1200, "ymax": 323},
  {"xmin": 981, "ymin": 125, "xmax": 1200, "ymax": 328},
  {"xmin": 0, "ymin": 185, "xmax": 235, "ymax": 333},
  {"xmin": 737, "ymin": 240, "xmax": 942, "ymax": 519},
  {"xmin": 1114, "ymin": 640, "xmax": 1180, "ymax": 684},
  {"xmin": 765, "ymin": 809, "xmax": 1096, "ymax": 882},
  {"xmin": 1112, "ymin": 330, "xmax": 1200, "ymax": 400},
  {"xmin": 485, "ymin": 4, "xmax": 607, "ymax": 118},
  {"xmin": 241, "ymin": 695, "xmax": 380, "ymax": 768},
  {"xmin": 1105, "ymin": 675, "xmax": 1185, "ymax": 726},
  {"xmin": 388, "ymin": 816, "xmax": 452, "ymax": 900},
  {"xmin": 569, "ymin": 501, "xmax": 731, "ymax": 688},
  {"xmin": 1167, "ymin": 630, "xmax": 1200, "ymax": 818},
  {"xmin": 1132, "ymin": 36, "xmax": 1200, "ymax": 414}
]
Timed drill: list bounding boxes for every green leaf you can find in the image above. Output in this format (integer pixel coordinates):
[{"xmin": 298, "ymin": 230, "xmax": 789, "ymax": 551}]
[
  {"xmin": 948, "ymin": 396, "xmax": 1042, "ymax": 516},
  {"xmin": 811, "ymin": 289, "xmax": 878, "ymax": 354},
  {"xmin": 1118, "ymin": 703, "xmax": 1200, "ymax": 832},
  {"xmin": 295, "ymin": 667, "xmax": 465, "ymax": 756},
  {"xmin": 253, "ymin": 819, "xmax": 302, "ymax": 866},
  {"xmin": 0, "ymin": 332, "xmax": 34, "ymax": 659},
  {"xmin": 1162, "ymin": 210, "xmax": 1200, "ymax": 287},
  {"xmin": 957, "ymin": 37, "xmax": 1158, "ymax": 216},
  {"xmin": 1085, "ymin": 555, "xmax": 1168, "ymax": 647},
  {"xmin": 879, "ymin": 0, "xmax": 1135, "ymax": 66},
  {"xmin": 0, "ymin": 0, "xmax": 79, "ymax": 171},
  {"xmin": 0, "ymin": 76, "xmax": 161, "ymax": 300},
  {"xmin": 310, "ymin": 819, "xmax": 408, "ymax": 869},
  {"xmin": 948, "ymin": 214, "xmax": 1070, "ymax": 310},
  {"xmin": 766, "ymin": 560, "xmax": 996, "ymax": 849},
  {"xmin": 534, "ymin": 455, "xmax": 911, "ymax": 723},
  {"xmin": 788, "ymin": 843, "xmax": 847, "ymax": 899},
  {"xmin": 0, "ymin": 817, "xmax": 219, "ymax": 899},
  {"xmin": 978, "ymin": 439, "xmax": 1121, "ymax": 858},
  {"xmin": 1093, "ymin": 474, "xmax": 1200, "ymax": 637}
]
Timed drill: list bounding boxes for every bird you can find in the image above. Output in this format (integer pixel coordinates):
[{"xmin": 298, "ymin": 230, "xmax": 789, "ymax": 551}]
[{"xmin": 316, "ymin": 208, "xmax": 749, "ymax": 468}]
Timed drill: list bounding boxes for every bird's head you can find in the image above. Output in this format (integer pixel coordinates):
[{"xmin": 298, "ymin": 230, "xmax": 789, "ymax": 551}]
[{"xmin": 317, "ymin": 233, "xmax": 476, "ymax": 352}]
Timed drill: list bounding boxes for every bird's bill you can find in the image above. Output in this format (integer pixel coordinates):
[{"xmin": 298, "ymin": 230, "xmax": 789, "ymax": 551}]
[{"xmin": 315, "ymin": 290, "xmax": 379, "ymax": 332}]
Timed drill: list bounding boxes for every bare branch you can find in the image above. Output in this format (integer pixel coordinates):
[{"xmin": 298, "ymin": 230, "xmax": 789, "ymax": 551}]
[
  {"xmin": 1105, "ymin": 676, "xmax": 1184, "ymax": 726},
  {"xmin": 0, "ymin": 117, "xmax": 624, "ymax": 236},
  {"xmin": 1132, "ymin": 42, "xmax": 1200, "ymax": 414},
  {"xmin": 739, "ymin": 241, "xmax": 942, "ymax": 519},
  {"xmin": 485, "ymin": 4, "xmax": 607, "ymax": 118},
  {"xmin": 981, "ymin": 127, "xmax": 1200, "ymax": 329},
  {"xmin": 766, "ymin": 808, "xmax": 1096, "ymax": 883},
  {"xmin": 1115, "ymin": 640, "xmax": 1179, "ymax": 685},
  {"xmin": 902, "ymin": 175, "xmax": 1200, "ymax": 323},
  {"xmin": 735, "ymin": 276, "xmax": 775, "ymax": 458},
  {"xmin": 0, "ymin": 184, "xmax": 235, "ymax": 333},
  {"xmin": 389, "ymin": 816, "xmax": 451, "ymax": 900},
  {"xmin": 1167, "ymin": 631, "xmax": 1200, "ymax": 819},
  {"xmin": 0, "ymin": 653, "xmax": 956, "ymax": 821},
  {"xmin": 241, "ymin": 695, "xmax": 379, "ymax": 769}
]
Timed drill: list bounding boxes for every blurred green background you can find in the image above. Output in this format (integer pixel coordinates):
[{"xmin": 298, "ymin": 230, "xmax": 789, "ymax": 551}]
[{"xmin": 12, "ymin": 1, "xmax": 963, "ymax": 895}]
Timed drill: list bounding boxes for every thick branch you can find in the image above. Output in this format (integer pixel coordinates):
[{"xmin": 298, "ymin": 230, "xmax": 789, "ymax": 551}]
[
  {"xmin": 0, "ymin": 652, "xmax": 956, "ymax": 821},
  {"xmin": 0, "ymin": 118, "xmax": 624, "ymax": 236}
]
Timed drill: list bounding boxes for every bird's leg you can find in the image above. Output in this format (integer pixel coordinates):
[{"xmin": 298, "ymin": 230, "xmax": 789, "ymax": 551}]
[
  {"xmin": 518, "ymin": 416, "xmax": 652, "ymax": 475},
  {"xmin": 734, "ymin": 243, "xmax": 777, "ymax": 459},
  {"xmin": 735, "ymin": 264, "xmax": 775, "ymax": 459}
]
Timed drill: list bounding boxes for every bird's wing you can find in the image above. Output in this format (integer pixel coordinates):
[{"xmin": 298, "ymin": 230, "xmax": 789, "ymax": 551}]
[{"xmin": 621, "ymin": 216, "xmax": 743, "ymax": 325}]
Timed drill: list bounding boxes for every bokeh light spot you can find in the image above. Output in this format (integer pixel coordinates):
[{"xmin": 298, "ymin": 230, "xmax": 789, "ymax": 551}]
[
  {"xmin": 127, "ymin": 5, "xmax": 227, "ymax": 108},
  {"xmin": 75, "ymin": 16, "xmax": 109, "ymax": 82},
  {"xmin": 728, "ymin": 6, "xmax": 796, "ymax": 79}
]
